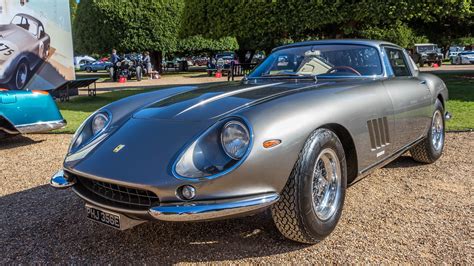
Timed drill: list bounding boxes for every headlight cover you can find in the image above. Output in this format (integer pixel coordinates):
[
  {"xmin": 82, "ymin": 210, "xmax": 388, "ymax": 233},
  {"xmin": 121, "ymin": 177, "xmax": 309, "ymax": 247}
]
[
  {"xmin": 174, "ymin": 118, "xmax": 252, "ymax": 179},
  {"xmin": 69, "ymin": 111, "xmax": 111, "ymax": 154},
  {"xmin": 221, "ymin": 121, "xmax": 250, "ymax": 160},
  {"xmin": 92, "ymin": 113, "xmax": 109, "ymax": 135}
]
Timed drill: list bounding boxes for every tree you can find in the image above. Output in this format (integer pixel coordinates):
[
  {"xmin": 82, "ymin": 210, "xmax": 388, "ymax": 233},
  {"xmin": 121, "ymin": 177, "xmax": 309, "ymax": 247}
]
[
  {"xmin": 74, "ymin": 0, "xmax": 184, "ymax": 71},
  {"xmin": 178, "ymin": 35, "xmax": 239, "ymax": 55},
  {"xmin": 181, "ymin": 0, "xmax": 473, "ymax": 56}
]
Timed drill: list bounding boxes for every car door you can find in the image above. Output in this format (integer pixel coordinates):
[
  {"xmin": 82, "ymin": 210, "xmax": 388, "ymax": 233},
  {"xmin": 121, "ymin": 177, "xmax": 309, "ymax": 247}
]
[{"xmin": 382, "ymin": 46, "xmax": 432, "ymax": 151}]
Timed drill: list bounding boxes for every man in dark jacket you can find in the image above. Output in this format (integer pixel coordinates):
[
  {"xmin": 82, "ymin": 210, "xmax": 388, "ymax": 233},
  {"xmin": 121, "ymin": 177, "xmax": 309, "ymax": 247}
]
[{"xmin": 110, "ymin": 49, "xmax": 121, "ymax": 81}]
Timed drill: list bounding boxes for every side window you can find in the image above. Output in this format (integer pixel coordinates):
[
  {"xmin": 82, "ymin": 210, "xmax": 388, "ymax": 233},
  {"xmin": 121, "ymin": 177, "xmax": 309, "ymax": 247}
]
[
  {"xmin": 38, "ymin": 25, "xmax": 45, "ymax": 39},
  {"xmin": 385, "ymin": 47, "xmax": 411, "ymax": 77}
]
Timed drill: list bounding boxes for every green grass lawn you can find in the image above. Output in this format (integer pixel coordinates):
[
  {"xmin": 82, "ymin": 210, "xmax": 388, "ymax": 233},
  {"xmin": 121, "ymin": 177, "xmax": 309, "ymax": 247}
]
[
  {"xmin": 436, "ymin": 72, "xmax": 474, "ymax": 131},
  {"xmin": 56, "ymin": 71, "xmax": 474, "ymax": 134}
]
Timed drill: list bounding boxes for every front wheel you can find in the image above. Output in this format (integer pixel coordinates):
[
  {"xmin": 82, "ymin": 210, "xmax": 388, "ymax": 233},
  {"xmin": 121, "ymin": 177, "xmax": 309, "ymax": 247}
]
[
  {"xmin": 410, "ymin": 99, "xmax": 445, "ymax": 163},
  {"xmin": 272, "ymin": 128, "xmax": 347, "ymax": 244},
  {"xmin": 9, "ymin": 60, "xmax": 30, "ymax": 90}
]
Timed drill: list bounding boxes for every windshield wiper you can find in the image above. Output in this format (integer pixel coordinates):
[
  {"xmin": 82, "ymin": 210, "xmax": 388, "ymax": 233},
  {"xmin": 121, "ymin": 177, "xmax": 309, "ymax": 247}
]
[{"xmin": 260, "ymin": 73, "xmax": 317, "ymax": 81}]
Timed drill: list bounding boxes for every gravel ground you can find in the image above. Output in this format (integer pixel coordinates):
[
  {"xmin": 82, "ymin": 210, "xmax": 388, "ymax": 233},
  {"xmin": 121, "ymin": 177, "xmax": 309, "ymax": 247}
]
[{"xmin": 0, "ymin": 133, "xmax": 472, "ymax": 264}]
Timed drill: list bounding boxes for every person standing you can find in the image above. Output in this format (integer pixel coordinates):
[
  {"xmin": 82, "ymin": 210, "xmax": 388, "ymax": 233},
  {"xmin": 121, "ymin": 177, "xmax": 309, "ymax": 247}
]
[
  {"xmin": 110, "ymin": 49, "xmax": 121, "ymax": 81},
  {"xmin": 143, "ymin": 51, "xmax": 152, "ymax": 77}
]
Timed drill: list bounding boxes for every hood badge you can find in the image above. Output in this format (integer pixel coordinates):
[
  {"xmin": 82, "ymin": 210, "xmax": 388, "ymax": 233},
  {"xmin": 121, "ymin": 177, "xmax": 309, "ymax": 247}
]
[{"xmin": 113, "ymin": 144, "xmax": 125, "ymax": 153}]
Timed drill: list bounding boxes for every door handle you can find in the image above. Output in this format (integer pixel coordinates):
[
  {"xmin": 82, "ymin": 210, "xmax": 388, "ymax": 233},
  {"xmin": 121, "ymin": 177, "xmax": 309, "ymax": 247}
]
[{"xmin": 419, "ymin": 80, "xmax": 427, "ymax": 85}]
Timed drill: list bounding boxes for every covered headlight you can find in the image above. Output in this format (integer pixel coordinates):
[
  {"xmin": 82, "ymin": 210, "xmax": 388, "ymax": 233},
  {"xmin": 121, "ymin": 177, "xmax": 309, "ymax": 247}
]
[
  {"xmin": 221, "ymin": 121, "xmax": 250, "ymax": 160},
  {"xmin": 69, "ymin": 111, "xmax": 111, "ymax": 153},
  {"xmin": 174, "ymin": 118, "xmax": 252, "ymax": 179},
  {"xmin": 92, "ymin": 113, "xmax": 109, "ymax": 135}
]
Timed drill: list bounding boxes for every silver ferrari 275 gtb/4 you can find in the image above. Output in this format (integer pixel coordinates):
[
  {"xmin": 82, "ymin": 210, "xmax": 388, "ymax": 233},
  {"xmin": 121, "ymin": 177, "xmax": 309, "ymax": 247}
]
[{"xmin": 51, "ymin": 40, "xmax": 450, "ymax": 243}]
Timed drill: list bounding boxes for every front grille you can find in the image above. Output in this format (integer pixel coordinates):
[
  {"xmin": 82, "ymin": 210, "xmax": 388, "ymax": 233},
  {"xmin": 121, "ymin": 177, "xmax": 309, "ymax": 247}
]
[{"xmin": 75, "ymin": 175, "xmax": 159, "ymax": 209}]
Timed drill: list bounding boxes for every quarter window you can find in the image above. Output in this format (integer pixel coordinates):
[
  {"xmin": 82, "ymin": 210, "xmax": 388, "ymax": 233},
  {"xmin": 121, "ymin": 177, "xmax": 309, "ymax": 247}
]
[{"xmin": 385, "ymin": 48, "xmax": 411, "ymax": 77}]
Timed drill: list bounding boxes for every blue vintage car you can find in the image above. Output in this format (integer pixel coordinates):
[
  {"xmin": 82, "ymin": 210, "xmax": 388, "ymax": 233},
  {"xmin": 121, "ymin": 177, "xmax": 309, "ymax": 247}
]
[
  {"xmin": 80, "ymin": 61, "xmax": 113, "ymax": 72},
  {"xmin": 0, "ymin": 89, "xmax": 66, "ymax": 138}
]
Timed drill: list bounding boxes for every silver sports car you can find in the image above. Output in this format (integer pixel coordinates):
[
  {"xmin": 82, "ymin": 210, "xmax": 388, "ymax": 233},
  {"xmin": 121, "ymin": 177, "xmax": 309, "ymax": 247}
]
[
  {"xmin": 51, "ymin": 40, "xmax": 449, "ymax": 243},
  {"xmin": 0, "ymin": 13, "xmax": 50, "ymax": 90}
]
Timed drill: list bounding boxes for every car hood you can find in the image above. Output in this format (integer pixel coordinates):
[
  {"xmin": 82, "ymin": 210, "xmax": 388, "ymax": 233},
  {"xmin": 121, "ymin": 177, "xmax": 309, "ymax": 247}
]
[
  {"xmin": 132, "ymin": 81, "xmax": 329, "ymax": 121},
  {"xmin": 0, "ymin": 24, "xmax": 29, "ymax": 41}
]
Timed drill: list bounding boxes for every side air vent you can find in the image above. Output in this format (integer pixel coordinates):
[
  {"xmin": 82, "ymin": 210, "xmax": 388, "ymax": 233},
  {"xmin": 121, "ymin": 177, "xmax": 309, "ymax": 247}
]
[{"xmin": 367, "ymin": 117, "xmax": 390, "ymax": 150}]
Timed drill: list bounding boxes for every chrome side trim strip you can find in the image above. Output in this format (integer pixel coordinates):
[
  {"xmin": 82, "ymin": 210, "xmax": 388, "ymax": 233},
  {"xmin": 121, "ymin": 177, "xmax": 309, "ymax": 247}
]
[
  {"xmin": 15, "ymin": 119, "xmax": 67, "ymax": 134},
  {"xmin": 148, "ymin": 193, "xmax": 279, "ymax": 222}
]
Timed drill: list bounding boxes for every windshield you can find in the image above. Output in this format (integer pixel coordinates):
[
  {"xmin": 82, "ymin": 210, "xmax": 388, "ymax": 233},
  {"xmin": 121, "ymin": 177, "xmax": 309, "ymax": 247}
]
[
  {"xmin": 416, "ymin": 45, "xmax": 437, "ymax": 53},
  {"xmin": 249, "ymin": 44, "xmax": 383, "ymax": 78}
]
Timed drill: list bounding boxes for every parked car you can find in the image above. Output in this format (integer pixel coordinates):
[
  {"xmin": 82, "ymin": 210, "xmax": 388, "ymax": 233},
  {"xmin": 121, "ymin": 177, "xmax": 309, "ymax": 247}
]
[
  {"xmin": 0, "ymin": 13, "xmax": 50, "ymax": 90},
  {"xmin": 80, "ymin": 60, "xmax": 113, "ymax": 72},
  {"xmin": 452, "ymin": 51, "xmax": 474, "ymax": 65},
  {"xmin": 51, "ymin": 40, "xmax": 449, "ymax": 243},
  {"xmin": 74, "ymin": 55, "xmax": 96, "ymax": 70},
  {"xmin": 0, "ymin": 89, "xmax": 65, "ymax": 138},
  {"xmin": 410, "ymin": 43, "xmax": 443, "ymax": 67},
  {"xmin": 207, "ymin": 53, "xmax": 238, "ymax": 75}
]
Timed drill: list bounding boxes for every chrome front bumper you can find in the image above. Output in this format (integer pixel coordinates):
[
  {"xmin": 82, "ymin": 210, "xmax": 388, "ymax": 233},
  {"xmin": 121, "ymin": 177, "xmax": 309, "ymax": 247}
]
[
  {"xmin": 50, "ymin": 170, "xmax": 279, "ymax": 222},
  {"xmin": 16, "ymin": 119, "xmax": 67, "ymax": 134}
]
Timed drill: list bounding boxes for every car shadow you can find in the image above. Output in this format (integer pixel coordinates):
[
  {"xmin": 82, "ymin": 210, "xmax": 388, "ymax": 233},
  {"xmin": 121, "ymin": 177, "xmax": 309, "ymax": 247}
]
[
  {"xmin": 0, "ymin": 135, "xmax": 44, "ymax": 150},
  {"xmin": 1, "ymin": 185, "xmax": 305, "ymax": 264},
  {"xmin": 383, "ymin": 155, "xmax": 421, "ymax": 169}
]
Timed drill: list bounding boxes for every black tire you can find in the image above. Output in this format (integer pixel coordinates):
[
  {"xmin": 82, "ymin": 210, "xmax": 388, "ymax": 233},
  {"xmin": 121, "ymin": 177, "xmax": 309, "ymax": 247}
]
[
  {"xmin": 136, "ymin": 66, "xmax": 142, "ymax": 81},
  {"xmin": 419, "ymin": 60, "xmax": 425, "ymax": 67},
  {"xmin": 428, "ymin": 62, "xmax": 432, "ymax": 67},
  {"xmin": 85, "ymin": 67, "xmax": 92, "ymax": 73},
  {"xmin": 438, "ymin": 60, "xmax": 442, "ymax": 66},
  {"xmin": 9, "ymin": 60, "xmax": 30, "ymax": 90},
  {"xmin": 271, "ymin": 128, "xmax": 347, "ymax": 244},
  {"xmin": 410, "ymin": 99, "xmax": 445, "ymax": 163}
]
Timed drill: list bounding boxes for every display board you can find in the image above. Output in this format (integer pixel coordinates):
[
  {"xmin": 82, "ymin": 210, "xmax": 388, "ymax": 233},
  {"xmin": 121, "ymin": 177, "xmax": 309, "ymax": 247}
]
[{"xmin": 0, "ymin": 0, "xmax": 74, "ymax": 90}]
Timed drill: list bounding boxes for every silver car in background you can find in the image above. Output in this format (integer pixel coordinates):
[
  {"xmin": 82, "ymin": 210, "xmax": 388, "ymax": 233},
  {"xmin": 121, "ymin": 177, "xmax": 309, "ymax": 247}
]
[{"xmin": 51, "ymin": 40, "xmax": 449, "ymax": 243}]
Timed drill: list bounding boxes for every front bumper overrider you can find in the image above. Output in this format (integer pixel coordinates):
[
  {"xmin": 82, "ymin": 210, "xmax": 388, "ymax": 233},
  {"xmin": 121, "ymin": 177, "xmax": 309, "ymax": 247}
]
[{"xmin": 50, "ymin": 170, "xmax": 279, "ymax": 222}]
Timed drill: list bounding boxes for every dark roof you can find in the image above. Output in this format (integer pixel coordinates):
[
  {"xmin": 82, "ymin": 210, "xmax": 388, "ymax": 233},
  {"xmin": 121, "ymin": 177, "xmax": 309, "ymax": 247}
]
[{"xmin": 13, "ymin": 13, "xmax": 43, "ymax": 26}]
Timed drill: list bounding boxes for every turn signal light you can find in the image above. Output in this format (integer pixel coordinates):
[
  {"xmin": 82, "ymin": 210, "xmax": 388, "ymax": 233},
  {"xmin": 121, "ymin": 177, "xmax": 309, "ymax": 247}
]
[
  {"xmin": 0, "ymin": 88, "xmax": 8, "ymax": 91},
  {"xmin": 263, "ymin": 139, "xmax": 282, "ymax": 148}
]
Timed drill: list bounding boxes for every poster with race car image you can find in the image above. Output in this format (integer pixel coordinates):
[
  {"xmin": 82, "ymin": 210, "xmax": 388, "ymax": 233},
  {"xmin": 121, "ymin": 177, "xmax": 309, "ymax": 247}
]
[{"xmin": 0, "ymin": 0, "xmax": 74, "ymax": 90}]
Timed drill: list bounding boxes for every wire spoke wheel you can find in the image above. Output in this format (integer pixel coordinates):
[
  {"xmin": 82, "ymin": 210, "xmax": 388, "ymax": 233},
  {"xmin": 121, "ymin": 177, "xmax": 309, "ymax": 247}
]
[
  {"xmin": 16, "ymin": 63, "xmax": 29, "ymax": 89},
  {"xmin": 431, "ymin": 110, "xmax": 444, "ymax": 151},
  {"xmin": 311, "ymin": 148, "xmax": 341, "ymax": 221}
]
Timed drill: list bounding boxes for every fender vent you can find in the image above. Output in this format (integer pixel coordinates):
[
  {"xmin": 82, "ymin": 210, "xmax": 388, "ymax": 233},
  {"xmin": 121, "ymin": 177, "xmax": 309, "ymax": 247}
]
[{"xmin": 367, "ymin": 117, "xmax": 390, "ymax": 150}]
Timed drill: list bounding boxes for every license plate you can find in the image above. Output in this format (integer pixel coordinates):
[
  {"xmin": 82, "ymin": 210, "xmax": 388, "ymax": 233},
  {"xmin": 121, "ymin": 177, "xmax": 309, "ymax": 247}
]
[{"xmin": 86, "ymin": 205, "xmax": 121, "ymax": 229}]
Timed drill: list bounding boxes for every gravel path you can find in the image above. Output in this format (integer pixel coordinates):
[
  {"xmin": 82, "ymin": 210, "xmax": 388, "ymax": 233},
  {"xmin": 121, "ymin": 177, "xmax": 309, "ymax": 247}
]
[{"xmin": 1, "ymin": 133, "xmax": 472, "ymax": 264}]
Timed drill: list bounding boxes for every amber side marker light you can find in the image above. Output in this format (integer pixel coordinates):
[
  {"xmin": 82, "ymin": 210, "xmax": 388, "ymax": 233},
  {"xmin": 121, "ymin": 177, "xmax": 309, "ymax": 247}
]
[
  {"xmin": 32, "ymin": 90, "xmax": 49, "ymax": 95},
  {"xmin": 263, "ymin": 139, "xmax": 282, "ymax": 148}
]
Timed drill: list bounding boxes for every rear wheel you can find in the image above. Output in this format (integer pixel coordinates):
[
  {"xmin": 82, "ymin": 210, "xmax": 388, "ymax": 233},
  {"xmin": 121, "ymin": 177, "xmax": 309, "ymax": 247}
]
[
  {"xmin": 410, "ymin": 99, "xmax": 445, "ymax": 163},
  {"xmin": 272, "ymin": 128, "xmax": 347, "ymax": 244},
  {"xmin": 419, "ymin": 60, "xmax": 425, "ymax": 67},
  {"xmin": 85, "ymin": 67, "xmax": 92, "ymax": 73}
]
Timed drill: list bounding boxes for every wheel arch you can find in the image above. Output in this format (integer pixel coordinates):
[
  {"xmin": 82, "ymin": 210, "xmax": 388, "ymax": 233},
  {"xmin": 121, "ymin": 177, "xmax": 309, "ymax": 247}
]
[
  {"xmin": 321, "ymin": 123, "xmax": 358, "ymax": 184},
  {"xmin": 437, "ymin": 93, "xmax": 445, "ymax": 109},
  {"xmin": 0, "ymin": 115, "xmax": 19, "ymax": 134}
]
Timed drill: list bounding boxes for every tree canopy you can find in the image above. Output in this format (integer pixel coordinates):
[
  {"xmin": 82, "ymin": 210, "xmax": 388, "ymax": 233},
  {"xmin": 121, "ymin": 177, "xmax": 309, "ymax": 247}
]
[
  {"xmin": 181, "ymin": 0, "xmax": 473, "ymax": 54},
  {"xmin": 73, "ymin": 0, "xmax": 473, "ymax": 60}
]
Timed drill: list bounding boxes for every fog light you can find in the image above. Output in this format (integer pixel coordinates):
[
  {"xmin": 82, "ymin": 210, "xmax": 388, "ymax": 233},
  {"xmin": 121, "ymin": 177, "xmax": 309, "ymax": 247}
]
[{"xmin": 179, "ymin": 185, "xmax": 196, "ymax": 200}]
